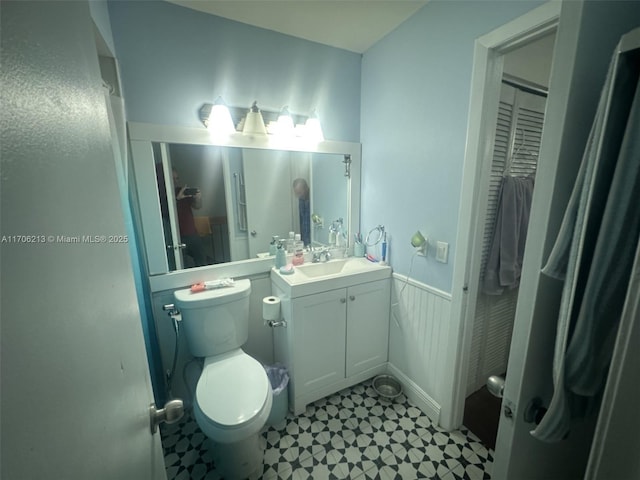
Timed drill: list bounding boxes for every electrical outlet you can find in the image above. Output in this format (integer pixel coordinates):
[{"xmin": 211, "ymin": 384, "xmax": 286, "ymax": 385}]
[{"xmin": 436, "ymin": 241, "xmax": 449, "ymax": 263}]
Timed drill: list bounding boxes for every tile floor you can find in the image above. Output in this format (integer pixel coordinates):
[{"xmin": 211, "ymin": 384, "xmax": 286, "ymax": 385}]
[{"xmin": 161, "ymin": 381, "xmax": 493, "ymax": 479}]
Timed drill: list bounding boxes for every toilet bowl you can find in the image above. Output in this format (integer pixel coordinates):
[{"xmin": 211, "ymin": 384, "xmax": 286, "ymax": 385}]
[
  {"xmin": 174, "ymin": 279, "xmax": 272, "ymax": 479},
  {"xmin": 193, "ymin": 349, "xmax": 272, "ymax": 444}
]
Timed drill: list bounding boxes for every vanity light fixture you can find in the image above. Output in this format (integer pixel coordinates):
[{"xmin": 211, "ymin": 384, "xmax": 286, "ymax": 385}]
[
  {"xmin": 304, "ymin": 109, "xmax": 324, "ymax": 142},
  {"xmin": 242, "ymin": 101, "xmax": 267, "ymax": 136},
  {"xmin": 199, "ymin": 99, "xmax": 324, "ymax": 142},
  {"xmin": 207, "ymin": 96, "xmax": 235, "ymax": 136},
  {"xmin": 276, "ymin": 106, "xmax": 295, "ymax": 137}
]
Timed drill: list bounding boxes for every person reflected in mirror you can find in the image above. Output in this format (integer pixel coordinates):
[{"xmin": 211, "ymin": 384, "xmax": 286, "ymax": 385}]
[
  {"xmin": 293, "ymin": 178, "xmax": 311, "ymax": 246},
  {"xmin": 173, "ymin": 168, "xmax": 206, "ymax": 267}
]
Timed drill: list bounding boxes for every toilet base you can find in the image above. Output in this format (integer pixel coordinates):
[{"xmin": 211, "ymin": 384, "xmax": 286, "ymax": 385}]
[{"xmin": 209, "ymin": 432, "xmax": 266, "ymax": 480}]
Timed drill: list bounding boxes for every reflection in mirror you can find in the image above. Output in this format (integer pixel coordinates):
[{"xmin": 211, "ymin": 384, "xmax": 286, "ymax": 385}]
[
  {"xmin": 311, "ymin": 153, "xmax": 349, "ymax": 246},
  {"xmin": 152, "ymin": 143, "xmax": 348, "ymax": 272},
  {"xmin": 154, "ymin": 143, "xmax": 231, "ymax": 270}
]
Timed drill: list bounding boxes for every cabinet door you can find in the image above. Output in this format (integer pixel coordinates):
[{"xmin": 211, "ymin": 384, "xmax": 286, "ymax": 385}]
[
  {"xmin": 292, "ymin": 289, "xmax": 347, "ymax": 392},
  {"xmin": 346, "ymin": 279, "xmax": 391, "ymax": 377}
]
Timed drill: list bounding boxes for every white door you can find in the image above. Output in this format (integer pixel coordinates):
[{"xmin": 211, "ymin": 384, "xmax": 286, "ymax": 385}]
[
  {"xmin": 1, "ymin": 2, "xmax": 166, "ymax": 479},
  {"xmin": 243, "ymin": 149, "xmax": 294, "ymax": 257},
  {"xmin": 452, "ymin": 2, "xmax": 640, "ymax": 479},
  {"xmin": 487, "ymin": 3, "xmax": 640, "ymax": 480}
]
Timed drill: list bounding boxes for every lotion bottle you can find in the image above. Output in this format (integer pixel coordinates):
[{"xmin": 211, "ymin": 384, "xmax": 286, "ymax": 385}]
[{"xmin": 275, "ymin": 243, "xmax": 287, "ymax": 269}]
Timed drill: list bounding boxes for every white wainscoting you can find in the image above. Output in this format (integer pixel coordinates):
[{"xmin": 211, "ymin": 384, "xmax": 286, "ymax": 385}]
[{"xmin": 388, "ymin": 273, "xmax": 452, "ymax": 426}]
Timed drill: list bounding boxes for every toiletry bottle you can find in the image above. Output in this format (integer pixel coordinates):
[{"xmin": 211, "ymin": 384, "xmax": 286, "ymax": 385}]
[
  {"xmin": 269, "ymin": 236, "xmax": 279, "ymax": 256},
  {"xmin": 292, "ymin": 247, "xmax": 304, "ymax": 266},
  {"xmin": 381, "ymin": 232, "xmax": 388, "ymax": 265},
  {"xmin": 336, "ymin": 222, "xmax": 344, "ymax": 247},
  {"xmin": 328, "ymin": 223, "xmax": 336, "ymax": 246},
  {"xmin": 287, "ymin": 231, "xmax": 295, "ymax": 253},
  {"xmin": 275, "ymin": 242, "xmax": 287, "ymax": 269},
  {"xmin": 294, "ymin": 233, "xmax": 304, "ymax": 251}
]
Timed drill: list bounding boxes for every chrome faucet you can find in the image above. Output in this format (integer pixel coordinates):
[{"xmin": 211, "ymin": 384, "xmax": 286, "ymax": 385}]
[{"xmin": 312, "ymin": 248, "xmax": 332, "ymax": 263}]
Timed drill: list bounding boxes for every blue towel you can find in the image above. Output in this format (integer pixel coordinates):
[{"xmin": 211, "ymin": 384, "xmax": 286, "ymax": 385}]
[
  {"xmin": 483, "ymin": 175, "xmax": 535, "ymax": 295},
  {"xmin": 533, "ymin": 46, "xmax": 640, "ymax": 443}
]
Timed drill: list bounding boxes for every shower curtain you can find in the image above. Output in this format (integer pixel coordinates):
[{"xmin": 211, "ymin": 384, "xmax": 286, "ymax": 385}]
[{"xmin": 532, "ymin": 33, "xmax": 640, "ymax": 443}]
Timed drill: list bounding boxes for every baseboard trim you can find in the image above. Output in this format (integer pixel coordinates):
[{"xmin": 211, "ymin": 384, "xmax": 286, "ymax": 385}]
[{"xmin": 386, "ymin": 362, "xmax": 441, "ymax": 426}]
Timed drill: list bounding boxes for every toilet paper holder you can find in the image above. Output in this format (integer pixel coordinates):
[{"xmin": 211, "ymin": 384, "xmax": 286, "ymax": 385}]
[{"xmin": 266, "ymin": 319, "xmax": 287, "ymax": 328}]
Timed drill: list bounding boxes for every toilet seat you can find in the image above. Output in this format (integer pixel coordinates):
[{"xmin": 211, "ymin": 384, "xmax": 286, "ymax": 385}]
[{"xmin": 194, "ymin": 349, "xmax": 272, "ymax": 443}]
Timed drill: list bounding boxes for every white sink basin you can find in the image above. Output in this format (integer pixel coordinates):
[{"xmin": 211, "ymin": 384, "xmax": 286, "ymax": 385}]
[
  {"xmin": 296, "ymin": 258, "xmax": 349, "ymax": 278},
  {"xmin": 271, "ymin": 257, "xmax": 391, "ymax": 297}
]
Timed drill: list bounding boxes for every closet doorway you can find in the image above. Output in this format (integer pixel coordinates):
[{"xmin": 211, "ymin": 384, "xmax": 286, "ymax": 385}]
[{"xmin": 463, "ymin": 31, "xmax": 556, "ymax": 450}]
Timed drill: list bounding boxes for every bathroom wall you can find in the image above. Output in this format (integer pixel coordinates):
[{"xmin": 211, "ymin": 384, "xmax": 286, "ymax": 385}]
[
  {"xmin": 388, "ymin": 276, "xmax": 452, "ymax": 423},
  {"xmin": 107, "ymin": 0, "xmax": 363, "ymax": 403},
  {"xmin": 107, "ymin": 0, "xmax": 362, "ymax": 142},
  {"xmin": 360, "ymin": 0, "xmax": 545, "ymax": 293},
  {"xmin": 360, "ymin": 0, "xmax": 545, "ymax": 426}
]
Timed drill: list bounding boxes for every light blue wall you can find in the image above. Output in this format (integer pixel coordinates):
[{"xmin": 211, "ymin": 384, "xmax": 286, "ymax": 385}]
[
  {"xmin": 107, "ymin": 1, "xmax": 362, "ymax": 142},
  {"xmin": 360, "ymin": 0, "xmax": 545, "ymax": 293}
]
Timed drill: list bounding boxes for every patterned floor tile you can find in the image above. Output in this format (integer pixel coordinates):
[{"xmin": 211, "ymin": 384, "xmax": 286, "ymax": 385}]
[{"xmin": 160, "ymin": 379, "xmax": 493, "ymax": 480}]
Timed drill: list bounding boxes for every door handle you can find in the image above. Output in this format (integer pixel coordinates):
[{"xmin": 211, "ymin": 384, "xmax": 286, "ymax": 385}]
[
  {"xmin": 251, "ymin": 230, "xmax": 257, "ymax": 237},
  {"xmin": 149, "ymin": 399, "xmax": 184, "ymax": 434},
  {"xmin": 487, "ymin": 375, "xmax": 505, "ymax": 398}
]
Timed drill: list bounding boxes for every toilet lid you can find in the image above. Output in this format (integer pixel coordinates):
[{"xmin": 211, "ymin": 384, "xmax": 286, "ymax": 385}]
[{"xmin": 196, "ymin": 353, "xmax": 269, "ymax": 428}]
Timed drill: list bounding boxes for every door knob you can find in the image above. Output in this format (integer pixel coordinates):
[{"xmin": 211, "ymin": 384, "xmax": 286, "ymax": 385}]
[
  {"xmin": 487, "ymin": 375, "xmax": 505, "ymax": 398},
  {"xmin": 149, "ymin": 399, "xmax": 184, "ymax": 434},
  {"xmin": 251, "ymin": 230, "xmax": 257, "ymax": 237}
]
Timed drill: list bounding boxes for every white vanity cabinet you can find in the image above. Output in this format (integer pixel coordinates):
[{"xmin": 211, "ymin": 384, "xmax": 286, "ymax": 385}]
[
  {"xmin": 272, "ymin": 275, "xmax": 391, "ymax": 415},
  {"xmin": 292, "ymin": 288, "xmax": 347, "ymax": 394},
  {"xmin": 345, "ymin": 280, "xmax": 391, "ymax": 377}
]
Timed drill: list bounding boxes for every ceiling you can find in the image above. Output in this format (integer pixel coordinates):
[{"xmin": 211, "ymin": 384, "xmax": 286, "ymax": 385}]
[{"xmin": 166, "ymin": 1, "xmax": 429, "ymax": 54}]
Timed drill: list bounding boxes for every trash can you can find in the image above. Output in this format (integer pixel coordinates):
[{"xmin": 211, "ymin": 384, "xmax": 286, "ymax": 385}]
[{"xmin": 265, "ymin": 364, "xmax": 289, "ymax": 426}]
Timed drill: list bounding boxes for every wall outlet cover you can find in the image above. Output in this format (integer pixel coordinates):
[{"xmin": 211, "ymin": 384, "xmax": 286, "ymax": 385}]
[{"xmin": 436, "ymin": 241, "xmax": 449, "ymax": 263}]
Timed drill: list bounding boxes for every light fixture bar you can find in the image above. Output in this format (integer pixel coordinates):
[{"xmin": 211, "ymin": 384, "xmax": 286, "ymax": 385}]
[{"xmin": 199, "ymin": 99, "xmax": 325, "ymax": 143}]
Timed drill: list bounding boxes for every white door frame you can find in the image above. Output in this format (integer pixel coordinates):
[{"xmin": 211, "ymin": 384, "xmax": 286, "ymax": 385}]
[{"xmin": 444, "ymin": 1, "xmax": 561, "ymax": 431}]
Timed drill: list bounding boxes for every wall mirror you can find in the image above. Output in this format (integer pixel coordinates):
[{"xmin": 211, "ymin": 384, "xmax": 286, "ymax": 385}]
[{"xmin": 129, "ymin": 123, "xmax": 361, "ymax": 276}]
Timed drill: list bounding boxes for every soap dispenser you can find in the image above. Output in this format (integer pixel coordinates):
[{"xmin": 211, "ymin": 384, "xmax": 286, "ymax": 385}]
[{"xmin": 275, "ymin": 241, "xmax": 287, "ymax": 269}]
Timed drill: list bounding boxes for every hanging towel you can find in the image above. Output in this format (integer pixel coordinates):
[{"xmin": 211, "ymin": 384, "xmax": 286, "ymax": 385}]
[
  {"xmin": 533, "ymin": 43, "xmax": 640, "ymax": 443},
  {"xmin": 483, "ymin": 175, "xmax": 535, "ymax": 295}
]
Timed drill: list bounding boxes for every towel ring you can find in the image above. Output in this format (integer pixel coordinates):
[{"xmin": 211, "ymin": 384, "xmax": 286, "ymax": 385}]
[{"xmin": 365, "ymin": 225, "xmax": 385, "ymax": 246}]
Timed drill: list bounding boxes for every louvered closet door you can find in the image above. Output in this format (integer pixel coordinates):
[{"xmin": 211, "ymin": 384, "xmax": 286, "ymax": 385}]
[{"xmin": 466, "ymin": 83, "xmax": 546, "ymax": 395}]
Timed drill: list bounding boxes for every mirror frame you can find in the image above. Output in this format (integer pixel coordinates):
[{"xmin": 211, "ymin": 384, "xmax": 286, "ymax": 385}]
[{"xmin": 128, "ymin": 122, "xmax": 361, "ymax": 292}]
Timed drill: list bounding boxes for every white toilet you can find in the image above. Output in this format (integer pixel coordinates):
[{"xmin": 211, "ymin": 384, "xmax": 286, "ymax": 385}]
[{"xmin": 174, "ymin": 279, "xmax": 272, "ymax": 480}]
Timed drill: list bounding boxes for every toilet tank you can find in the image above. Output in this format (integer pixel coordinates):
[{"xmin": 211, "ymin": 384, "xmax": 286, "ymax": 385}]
[{"xmin": 174, "ymin": 279, "xmax": 251, "ymax": 357}]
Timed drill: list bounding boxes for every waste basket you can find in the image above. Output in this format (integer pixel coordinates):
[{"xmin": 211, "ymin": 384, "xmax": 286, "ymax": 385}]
[{"xmin": 265, "ymin": 364, "xmax": 289, "ymax": 426}]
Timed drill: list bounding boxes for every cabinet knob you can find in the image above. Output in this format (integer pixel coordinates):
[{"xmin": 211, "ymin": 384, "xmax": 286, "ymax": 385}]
[
  {"xmin": 349, "ymin": 295, "xmax": 356, "ymax": 301},
  {"xmin": 340, "ymin": 298, "xmax": 346, "ymax": 303}
]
